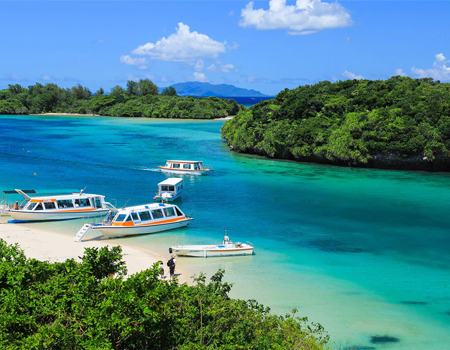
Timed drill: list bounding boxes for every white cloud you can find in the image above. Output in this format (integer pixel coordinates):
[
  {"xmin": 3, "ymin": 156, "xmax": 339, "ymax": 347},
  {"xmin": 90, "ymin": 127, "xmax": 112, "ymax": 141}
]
[
  {"xmin": 342, "ymin": 70, "xmax": 364, "ymax": 80},
  {"xmin": 96, "ymin": 39, "xmax": 105, "ymax": 44},
  {"xmin": 206, "ymin": 64, "xmax": 217, "ymax": 72},
  {"xmin": 410, "ymin": 53, "xmax": 450, "ymax": 81},
  {"xmin": 247, "ymin": 76, "xmax": 255, "ymax": 83},
  {"xmin": 394, "ymin": 68, "xmax": 407, "ymax": 77},
  {"xmin": 221, "ymin": 63, "xmax": 237, "ymax": 73},
  {"xmin": 436, "ymin": 53, "xmax": 446, "ymax": 62},
  {"xmin": 131, "ymin": 23, "xmax": 227, "ymax": 62},
  {"xmin": 346, "ymin": 36, "xmax": 351, "ymax": 42},
  {"xmin": 228, "ymin": 42, "xmax": 240, "ymax": 50},
  {"xmin": 120, "ymin": 55, "xmax": 148, "ymax": 70},
  {"xmin": 288, "ymin": 30, "xmax": 317, "ymax": 36},
  {"xmin": 239, "ymin": 0, "xmax": 353, "ymax": 35},
  {"xmin": 41, "ymin": 75, "xmax": 51, "ymax": 81},
  {"xmin": 189, "ymin": 72, "xmax": 209, "ymax": 82},
  {"xmin": 332, "ymin": 76, "xmax": 337, "ymax": 82},
  {"xmin": 124, "ymin": 74, "xmax": 140, "ymax": 82},
  {"xmin": 194, "ymin": 59, "xmax": 204, "ymax": 71},
  {"xmin": 229, "ymin": 11, "xmax": 234, "ymax": 16}
]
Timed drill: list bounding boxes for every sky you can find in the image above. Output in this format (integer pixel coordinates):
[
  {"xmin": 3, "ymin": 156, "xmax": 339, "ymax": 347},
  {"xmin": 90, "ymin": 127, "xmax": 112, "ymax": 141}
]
[{"xmin": 1, "ymin": 0, "xmax": 449, "ymax": 96}]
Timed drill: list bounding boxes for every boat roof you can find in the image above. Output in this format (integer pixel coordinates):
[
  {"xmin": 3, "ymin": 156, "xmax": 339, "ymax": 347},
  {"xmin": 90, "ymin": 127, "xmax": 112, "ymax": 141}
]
[
  {"xmin": 167, "ymin": 160, "xmax": 202, "ymax": 163},
  {"xmin": 28, "ymin": 193, "xmax": 105, "ymax": 200},
  {"xmin": 118, "ymin": 203, "xmax": 175, "ymax": 212},
  {"xmin": 158, "ymin": 178, "xmax": 183, "ymax": 186}
]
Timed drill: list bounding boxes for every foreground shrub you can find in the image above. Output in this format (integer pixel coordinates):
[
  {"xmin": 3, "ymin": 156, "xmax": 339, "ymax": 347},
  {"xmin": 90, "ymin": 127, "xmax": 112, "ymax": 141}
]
[{"xmin": 0, "ymin": 239, "xmax": 329, "ymax": 349}]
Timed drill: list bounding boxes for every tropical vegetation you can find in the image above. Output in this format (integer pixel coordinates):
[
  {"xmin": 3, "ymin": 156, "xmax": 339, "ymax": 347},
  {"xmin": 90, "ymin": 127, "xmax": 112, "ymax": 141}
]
[
  {"xmin": 221, "ymin": 76, "xmax": 450, "ymax": 170},
  {"xmin": 0, "ymin": 239, "xmax": 329, "ymax": 349},
  {"xmin": 0, "ymin": 80, "xmax": 242, "ymax": 119}
]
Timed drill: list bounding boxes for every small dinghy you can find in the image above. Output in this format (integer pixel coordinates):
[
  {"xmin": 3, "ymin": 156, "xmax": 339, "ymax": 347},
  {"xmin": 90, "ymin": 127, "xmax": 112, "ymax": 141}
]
[{"xmin": 169, "ymin": 231, "xmax": 254, "ymax": 258}]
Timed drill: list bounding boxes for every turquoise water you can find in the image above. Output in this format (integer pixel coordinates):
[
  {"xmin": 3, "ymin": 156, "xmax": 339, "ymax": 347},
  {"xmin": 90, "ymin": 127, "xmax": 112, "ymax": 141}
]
[{"xmin": 1, "ymin": 115, "xmax": 450, "ymax": 349}]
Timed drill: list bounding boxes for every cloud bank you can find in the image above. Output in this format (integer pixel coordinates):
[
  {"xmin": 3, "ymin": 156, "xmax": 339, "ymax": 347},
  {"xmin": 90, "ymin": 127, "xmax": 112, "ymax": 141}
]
[
  {"xmin": 240, "ymin": 0, "xmax": 352, "ymax": 35},
  {"xmin": 131, "ymin": 23, "xmax": 227, "ymax": 62}
]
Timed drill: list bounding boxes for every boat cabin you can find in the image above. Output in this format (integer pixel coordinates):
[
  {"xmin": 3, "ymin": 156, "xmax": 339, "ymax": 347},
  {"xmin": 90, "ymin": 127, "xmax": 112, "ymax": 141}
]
[
  {"xmin": 20, "ymin": 193, "xmax": 107, "ymax": 211},
  {"xmin": 164, "ymin": 161, "xmax": 204, "ymax": 171},
  {"xmin": 155, "ymin": 178, "xmax": 183, "ymax": 202},
  {"xmin": 110, "ymin": 203, "xmax": 186, "ymax": 226}
]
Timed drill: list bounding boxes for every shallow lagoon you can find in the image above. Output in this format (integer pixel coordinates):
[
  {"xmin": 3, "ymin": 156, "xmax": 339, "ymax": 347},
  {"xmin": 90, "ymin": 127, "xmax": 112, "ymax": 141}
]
[{"xmin": 1, "ymin": 115, "xmax": 450, "ymax": 349}]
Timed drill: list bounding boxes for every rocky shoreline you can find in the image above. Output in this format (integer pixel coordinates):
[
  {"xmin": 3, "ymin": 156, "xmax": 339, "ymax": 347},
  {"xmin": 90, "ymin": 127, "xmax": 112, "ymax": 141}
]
[{"xmin": 227, "ymin": 145, "xmax": 450, "ymax": 172}]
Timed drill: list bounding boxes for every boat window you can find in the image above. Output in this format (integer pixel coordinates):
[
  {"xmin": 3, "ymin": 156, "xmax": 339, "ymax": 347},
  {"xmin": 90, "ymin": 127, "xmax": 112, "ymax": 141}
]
[
  {"xmin": 151, "ymin": 209, "xmax": 164, "ymax": 219},
  {"xmin": 161, "ymin": 185, "xmax": 169, "ymax": 191},
  {"xmin": 194, "ymin": 163, "xmax": 201, "ymax": 170},
  {"xmin": 75, "ymin": 198, "xmax": 91, "ymax": 207},
  {"xmin": 183, "ymin": 164, "xmax": 191, "ymax": 169},
  {"xmin": 139, "ymin": 211, "xmax": 152, "ymax": 221},
  {"xmin": 167, "ymin": 186, "xmax": 174, "ymax": 191},
  {"xmin": 57, "ymin": 199, "xmax": 74, "ymax": 209},
  {"xmin": 131, "ymin": 212, "xmax": 139, "ymax": 221},
  {"xmin": 115, "ymin": 214, "xmax": 127, "ymax": 222},
  {"xmin": 26, "ymin": 202, "xmax": 37, "ymax": 211},
  {"xmin": 125, "ymin": 215, "xmax": 133, "ymax": 222},
  {"xmin": 95, "ymin": 197, "xmax": 102, "ymax": 209},
  {"xmin": 164, "ymin": 207, "xmax": 175, "ymax": 217},
  {"xmin": 175, "ymin": 207, "xmax": 183, "ymax": 216},
  {"xmin": 172, "ymin": 163, "xmax": 180, "ymax": 169},
  {"xmin": 44, "ymin": 202, "xmax": 56, "ymax": 210},
  {"xmin": 34, "ymin": 203, "xmax": 43, "ymax": 211}
]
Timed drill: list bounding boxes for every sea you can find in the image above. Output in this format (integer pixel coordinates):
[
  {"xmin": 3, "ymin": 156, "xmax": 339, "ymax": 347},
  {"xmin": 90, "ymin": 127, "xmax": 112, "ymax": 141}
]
[{"xmin": 1, "ymin": 114, "xmax": 450, "ymax": 350}]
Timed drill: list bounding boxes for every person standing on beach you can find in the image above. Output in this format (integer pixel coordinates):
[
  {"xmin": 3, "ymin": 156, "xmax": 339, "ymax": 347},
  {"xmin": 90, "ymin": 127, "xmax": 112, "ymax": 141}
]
[
  {"xmin": 168, "ymin": 255, "xmax": 177, "ymax": 281},
  {"xmin": 158, "ymin": 261, "xmax": 165, "ymax": 279}
]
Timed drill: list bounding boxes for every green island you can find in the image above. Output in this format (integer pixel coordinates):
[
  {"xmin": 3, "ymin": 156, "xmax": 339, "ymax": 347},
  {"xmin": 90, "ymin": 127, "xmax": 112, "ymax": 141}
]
[
  {"xmin": 0, "ymin": 240, "xmax": 329, "ymax": 349},
  {"xmin": 221, "ymin": 77, "xmax": 450, "ymax": 171},
  {"xmin": 0, "ymin": 80, "xmax": 242, "ymax": 119}
]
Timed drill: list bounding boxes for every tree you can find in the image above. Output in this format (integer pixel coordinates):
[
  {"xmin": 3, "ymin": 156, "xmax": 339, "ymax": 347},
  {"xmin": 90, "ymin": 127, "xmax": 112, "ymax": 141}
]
[
  {"xmin": 96, "ymin": 87, "xmax": 105, "ymax": 96},
  {"xmin": 138, "ymin": 79, "xmax": 159, "ymax": 96},
  {"xmin": 72, "ymin": 84, "xmax": 91, "ymax": 100},
  {"xmin": 110, "ymin": 85, "xmax": 125, "ymax": 102},
  {"xmin": 162, "ymin": 86, "xmax": 178, "ymax": 96},
  {"xmin": 126, "ymin": 80, "xmax": 139, "ymax": 96}
]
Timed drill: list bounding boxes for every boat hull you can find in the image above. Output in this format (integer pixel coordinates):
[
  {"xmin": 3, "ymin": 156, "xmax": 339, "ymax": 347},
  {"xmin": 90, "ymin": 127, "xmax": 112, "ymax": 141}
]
[
  {"xmin": 8, "ymin": 209, "xmax": 110, "ymax": 222},
  {"xmin": 171, "ymin": 246, "xmax": 254, "ymax": 257},
  {"xmin": 158, "ymin": 167, "xmax": 204, "ymax": 175},
  {"xmin": 92, "ymin": 219, "xmax": 190, "ymax": 238}
]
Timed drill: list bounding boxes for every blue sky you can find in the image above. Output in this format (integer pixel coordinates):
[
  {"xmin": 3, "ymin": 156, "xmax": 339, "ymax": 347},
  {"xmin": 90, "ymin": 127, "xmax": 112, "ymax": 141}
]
[{"xmin": 1, "ymin": 1, "xmax": 449, "ymax": 95}]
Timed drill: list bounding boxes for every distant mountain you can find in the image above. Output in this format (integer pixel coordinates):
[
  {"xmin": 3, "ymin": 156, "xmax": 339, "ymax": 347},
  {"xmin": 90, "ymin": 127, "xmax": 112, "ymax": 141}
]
[{"xmin": 159, "ymin": 82, "xmax": 268, "ymax": 97}]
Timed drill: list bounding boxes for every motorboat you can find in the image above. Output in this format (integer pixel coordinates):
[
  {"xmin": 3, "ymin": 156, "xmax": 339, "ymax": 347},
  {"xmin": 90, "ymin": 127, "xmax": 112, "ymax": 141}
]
[
  {"xmin": 169, "ymin": 234, "xmax": 254, "ymax": 258},
  {"xmin": 154, "ymin": 178, "xmax": 183, "ymax": 202},
  {"xmin": 7, "ymin": 189, "xmax": 115, "ymax": 222},
  {"xmin": 88, "ymin": 202, "xmax": 192, "ymax": 239},
  {"xmin": 158, "ymin": 160, "xmax": 213, "ymax": 175}
]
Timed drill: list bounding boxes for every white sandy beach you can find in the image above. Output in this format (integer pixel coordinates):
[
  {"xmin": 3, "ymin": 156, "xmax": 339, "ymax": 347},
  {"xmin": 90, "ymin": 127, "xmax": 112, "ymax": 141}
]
[
  {"xmin": 29, "ymin": 113, "xmax": 234, "ymax": 120},
  {"xmin": 0, "ymin": 220, "xmax": 190, "ymax": 283}
]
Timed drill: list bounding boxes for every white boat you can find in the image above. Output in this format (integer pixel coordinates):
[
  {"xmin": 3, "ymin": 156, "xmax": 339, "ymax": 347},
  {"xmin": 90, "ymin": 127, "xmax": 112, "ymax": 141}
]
[
  {"xmin": 90, "ymin": 202, "xmax": 192, "ymax": 238},
  {"xmin": 154, "ymin": 178, "xmax": 183, "ymax": 202},
  {"xmin": 158, "ymin": 160, "xmax": 213, "ymax": 175},
  {"xmin": 7, "ymin": 189, "xmax": 115, "ymax": 221},
  {"xmin": 170, "ymin": 235, "xmax": 254, "ymax": 258}
]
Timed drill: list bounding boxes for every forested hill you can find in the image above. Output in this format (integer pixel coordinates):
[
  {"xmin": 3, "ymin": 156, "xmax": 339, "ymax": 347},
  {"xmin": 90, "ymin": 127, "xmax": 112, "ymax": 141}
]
[
  {"xmin": 0, "ymin": 80, "xmax": 243, "ymax": 119},
  {"xmin": 165, "ymin": 82, "xmax": 268, "ymax": 97},
  {"xmin": 221, "ymin": 77, "xmax": 450, "ymax": 171}
]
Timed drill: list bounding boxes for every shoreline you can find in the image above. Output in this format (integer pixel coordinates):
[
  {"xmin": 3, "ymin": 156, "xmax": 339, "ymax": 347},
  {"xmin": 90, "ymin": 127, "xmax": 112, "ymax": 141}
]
[
  {"xmin": 0, "ymin": 219, "xmax": 192, "ymax": 284},
  {"xmin": 27, "ymin": 113, "xmax": 234, "ymax": 120}
]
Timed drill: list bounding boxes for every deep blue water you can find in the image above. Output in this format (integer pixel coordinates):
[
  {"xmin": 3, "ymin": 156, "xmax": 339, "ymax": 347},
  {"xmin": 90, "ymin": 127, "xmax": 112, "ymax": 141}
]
[{"xmin": 1, "ymin": 115, "xmax": 450, "ymax": 349}]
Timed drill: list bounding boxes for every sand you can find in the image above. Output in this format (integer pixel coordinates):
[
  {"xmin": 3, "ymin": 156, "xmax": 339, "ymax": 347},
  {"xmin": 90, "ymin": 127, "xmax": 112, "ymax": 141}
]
[{"xmin": 0, "ymin": 220, "xmax": 190, "ymax": 283}]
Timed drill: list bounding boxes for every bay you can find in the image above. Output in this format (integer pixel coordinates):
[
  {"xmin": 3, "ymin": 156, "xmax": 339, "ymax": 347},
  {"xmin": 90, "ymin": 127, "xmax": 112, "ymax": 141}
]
[{"xmin": 1, "ymin": 114, "xmax": 449, "ymax": 349}]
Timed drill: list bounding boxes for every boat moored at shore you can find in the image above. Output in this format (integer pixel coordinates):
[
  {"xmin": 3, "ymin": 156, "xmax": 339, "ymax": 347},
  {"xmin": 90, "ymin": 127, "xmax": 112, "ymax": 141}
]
[
  {"xmin": 170, "ymin": 235, "xmax": 254, "ymax": 257},
  {"xmin": 7, "ymin": 189, "xmax": 115, "ymax": 222},
  {"xmin": 90, "ymin": 202, "xmax": 192, "ymax": 238},
  {"xmin": 158, "ymin": 160, "xmax": 213, "ymax": 175}
]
